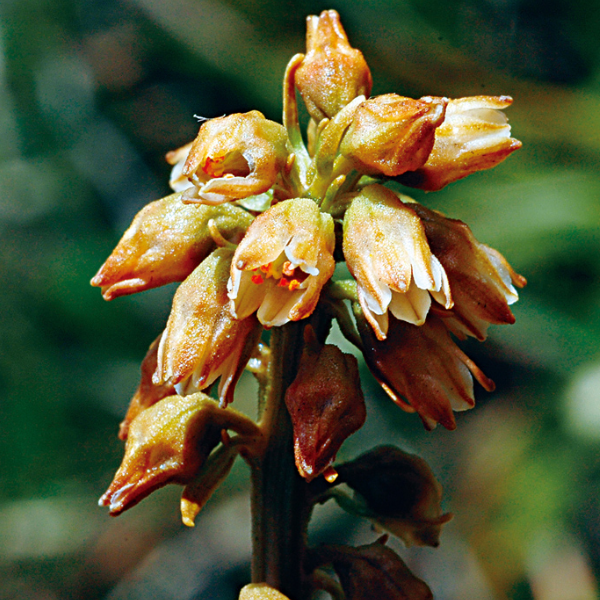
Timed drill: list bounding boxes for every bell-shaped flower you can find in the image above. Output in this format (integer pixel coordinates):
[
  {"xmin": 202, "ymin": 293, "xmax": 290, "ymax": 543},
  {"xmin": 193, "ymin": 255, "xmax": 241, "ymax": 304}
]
[
  {"xmin": 343, "ymin": 184, "xmax": 452, "ymax": 340},
  {"xmin": 295, "ymin": 9, "xmax": 372, "ymax": 122},
  {"xmin": 355, "ymin": 309, "xmax": 494, "ymax": 430},
  {"xmin": 336, "ymin": 446, "xmax": 453, "ymax": 547},
  {"xmin": 312, "ymin": 540, "xmax": 433, "ymax": 600},
  {"xmin": 99, "ymin": 393, "xmax": 260, "ymax": 515},
  {"xmin": 154, "ymin": 248, "xmax": 261, "ymax": 406},
  {"xmin": 119, "ymin": 336, "xmax": 176, "ymax": 441},
  {"xmin": 285, "ymin": 327, "xmax": 366, "ymax": 481},
  {"xmin": 399, "ymin": 95, "xmax": 521, "ymax": 191},
  {"xmin": 340, "ymin": 94, "xmax": 447, "ymax": 176},
  {"xmin": 411, "ymin": 202, "xmax": 526, "ymax": 340},
  {"xmin": 228, "ymin": 198, "xmax": 335, "ymax": 327},
  {"xmin": 181, "ymin": 111, "xmax": 289, "ymax": 205},
  {"xmin": 91, "ymin": 193, "xmax": 253, "ymax": 300}
]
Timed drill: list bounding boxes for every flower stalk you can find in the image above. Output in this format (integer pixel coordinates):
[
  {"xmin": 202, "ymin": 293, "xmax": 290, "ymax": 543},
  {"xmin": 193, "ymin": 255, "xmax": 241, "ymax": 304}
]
[{"xmin": 91, "ymin": 9, "xmax": 525, "ymax": 599}]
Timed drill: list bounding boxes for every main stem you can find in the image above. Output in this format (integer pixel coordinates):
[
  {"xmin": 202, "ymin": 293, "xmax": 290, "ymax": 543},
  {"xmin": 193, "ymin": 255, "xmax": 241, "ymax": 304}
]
[{"xmin": 250, "ymin": 321, "xmax": 308, "ymax": 599}]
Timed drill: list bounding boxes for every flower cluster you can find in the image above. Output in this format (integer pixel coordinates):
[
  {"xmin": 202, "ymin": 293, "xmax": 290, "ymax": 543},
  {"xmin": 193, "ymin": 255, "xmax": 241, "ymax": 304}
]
[{"xmin": 92, "ymin": 9, "xmax": 524, "ymax": 598}]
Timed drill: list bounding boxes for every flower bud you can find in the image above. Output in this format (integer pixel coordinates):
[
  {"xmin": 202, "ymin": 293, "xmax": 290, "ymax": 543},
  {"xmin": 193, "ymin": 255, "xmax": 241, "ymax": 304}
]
[
  {"xmin": 285, "ymin": 327, "xmax": 366, "ymax": 481},
  {"xmin": 155, "ymin": 248, "xmax": 261, "ymax": 406},
  {"xmin": 343, "ymin": 184, "xmax": 451, "ymax": 340},
  {"xmin": 91, "ymin": 193, "xmax": 253, "ymax": 300},
  {"xmin": 340, "ymin": 94, "xmax": 447, "ymax": 176},
  {"xmin": 228, "ymin": 198, "xmax": 335, "ymax": 327},
  {"xmin": 337, "ymin": 446, "xmax": 453, "ymax": 547},
  {"xmin": 119, "ymin": 335, "xmax": 176, "ymax": 441},
  {"xmin": 411, "ymin": 202, "xmax": 526, "ymax": 340},
  {"xmin": 100, "ymin": 394, "xmax": 225, "ymax": 515},
  {"xmin": 182, "ymin": 111, "xmax": 289, "ymax": 205},
  {"xmin": 313, "ymin": 540, "xmax": 432, "ymax": 600},
  {"xmin": 399, "ymin": 95, "xmax": 521, "ymax": 191},
  {"xmin": 355, "ymin": 309, "xmax": 494, "ymax": 430},
  {"xmin": 295, "ymin": 10, "xmax": 372, "ymax": 122}
]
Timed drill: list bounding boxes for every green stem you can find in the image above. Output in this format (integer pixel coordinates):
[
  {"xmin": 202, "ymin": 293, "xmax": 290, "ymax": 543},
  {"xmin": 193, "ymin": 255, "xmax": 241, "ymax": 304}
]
[{"xmin": 250, "ymin": 321, "xmax": 309, "ymax": 599}]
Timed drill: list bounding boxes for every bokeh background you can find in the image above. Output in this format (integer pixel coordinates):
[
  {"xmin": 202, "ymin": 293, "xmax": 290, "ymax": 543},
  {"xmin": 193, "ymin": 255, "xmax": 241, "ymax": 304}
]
[{"xmin": 2, "ymin": 0, "xmax": 600, "ymax": 598}]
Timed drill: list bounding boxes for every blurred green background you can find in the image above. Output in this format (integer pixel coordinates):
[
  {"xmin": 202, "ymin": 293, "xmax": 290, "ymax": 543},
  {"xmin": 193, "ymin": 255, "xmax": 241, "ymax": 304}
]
[{"xmin": 1, "ymin": 0, "xmax": 600, "ymax": 598}]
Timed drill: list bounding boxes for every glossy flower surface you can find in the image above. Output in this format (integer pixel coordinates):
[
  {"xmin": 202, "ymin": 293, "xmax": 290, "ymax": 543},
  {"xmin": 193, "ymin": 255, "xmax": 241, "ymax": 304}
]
[
  {"xmin": 295, "ymin": 9, "xmax": 372, "ymax": 122},
  {"xmin": 155, "ymin": 248, "xmax": 261, "ymax": 405},
  {"xmin": 400, "ymin": 95, "xmax": 522, "ymax": 190},
  {"xmin": 344, "ymin": 184, "xmax": 452, "ymax": 339},
  {"xmin": 228, "ymin": 197, "xmax": 335, "ymax": 327},
  {"xmin": 181, "ymin": 111, "xmax": 288, "ymax": 205},
  {"xmin": 340, "ymin": 94, "xmax": 446, "ymax": 176},
  {"xmin": 90, "ymin": 193, "xmax": 253, "ymax": 299}
]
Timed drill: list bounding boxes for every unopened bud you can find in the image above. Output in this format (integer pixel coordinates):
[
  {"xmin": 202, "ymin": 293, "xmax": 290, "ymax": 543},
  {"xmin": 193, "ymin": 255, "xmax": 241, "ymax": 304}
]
[
  {"xmin": 340, "ymin": 94, "xmax": 447, "ymax": 176},
  {"xmin": 337, "ymin": 446, "xmax": 453, "ymax": 547},
  {"xmin": 285, "ymin": 327, "xmax": 366, "ymax": 481},
  {"xmin": 295, "ymin": 10, "xmax": 372, "ymax": 122}
]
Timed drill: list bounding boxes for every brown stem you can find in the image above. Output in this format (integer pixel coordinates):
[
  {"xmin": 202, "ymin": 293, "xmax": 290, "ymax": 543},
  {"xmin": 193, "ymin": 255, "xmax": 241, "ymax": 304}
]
[{"xmin": 250, "ymin": 321, "xmax": 309, "ymax": 599}]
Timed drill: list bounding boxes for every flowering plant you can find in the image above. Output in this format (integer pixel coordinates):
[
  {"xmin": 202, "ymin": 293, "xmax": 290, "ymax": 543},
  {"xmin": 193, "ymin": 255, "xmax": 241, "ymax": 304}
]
[{"xmin": 92, "ymin": 10, "xmax": 524, "ymax": 599}]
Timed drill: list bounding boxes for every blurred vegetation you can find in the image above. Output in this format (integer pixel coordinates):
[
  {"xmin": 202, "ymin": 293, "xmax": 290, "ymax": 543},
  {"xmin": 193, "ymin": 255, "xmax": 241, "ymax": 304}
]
[{"xmin": 1, "ymin": 0, "xmax": 600, "ymax": 598}]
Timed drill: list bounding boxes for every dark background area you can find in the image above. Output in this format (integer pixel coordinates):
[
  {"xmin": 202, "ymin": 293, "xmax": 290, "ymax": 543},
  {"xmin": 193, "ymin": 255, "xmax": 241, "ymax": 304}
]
[{"xmin": 1, "ymin": 0, "xmax": 600, "ymax": 598}]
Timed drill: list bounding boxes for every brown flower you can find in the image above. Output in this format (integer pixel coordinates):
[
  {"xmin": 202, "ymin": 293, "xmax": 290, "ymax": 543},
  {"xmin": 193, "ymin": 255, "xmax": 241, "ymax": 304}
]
[
  {"xmin": 343, "ymin": 184, "xmax": 451, "ymax": 340},
  {"xmin": 337, "ymin": 446, "xmax": 453, "ymax": 547},
  {"xmin": 295, "ymin": 9, "xmax": 372, "ymax": 122},
  {"xmin": 356, "ymin": 308, "xmax": 494, "ymax": 430},
  {"xmin": 411, "ymin": 202, "xmax": 526, "ymax": 340},
  {"xmin": 285, "ymin": 327, "xmax": 366, "ymax": 481},
  {"xmin": 340, "ymin": 94, "xmax": 447, "ymax": 176},
  {"xmin": 400, "ymin": 95, "xmax": 521, "ymax": 190},
  {"xmin": 182, "ymin": 111, "xmax": 289, "ymax": 205},
  {"xmin": 90, "ymin": 193, "xmax": 253, "ymax": 300},
  {"xmin": 228, "ymin": 198, "xmax": 335, "ymax": 327},
  {"xmin": 154, "ymin": 248, "xmax": 261, "ymax": 406},
  {"xmin": 313, "ymin": 539, "xmax": 433, "ymax": 600}
]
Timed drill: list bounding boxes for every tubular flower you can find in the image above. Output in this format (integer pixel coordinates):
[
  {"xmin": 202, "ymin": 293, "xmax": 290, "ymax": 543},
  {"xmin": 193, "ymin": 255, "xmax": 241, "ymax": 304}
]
[
  {"xmin": 411, "ymin": 202, "xmax": 526, "ymax": 340},
  {"xmin": 343, "ymin": 184, "xmax": 452, "ymax": 340},
  {"xmin": 181, "ymin": 111, "xmax": 289, "ymax": 205},
  {"xmin": 399, "ymin": 96, "xmax": 522, "ymax": 191},
  {"xmin": 295, "ymin": 9, "xmax": 372, "ymax": 122},
  {"xmin": 355, "ymin": 309, "xmax": 494, "ymax": 430},
  {"xmin": 155, "ymin": 248, "xmax": 261, "ymax": 406},
  {"xmin": 228, "ymin": 197, "xmax": 335, "ymax": 327},
  {"xmin": 340, "ymin": 94, "xmax": 447, "ymax": 176},
  {"xmin": 90, "ymin": 193, "xmax": 253, "ymax": 300}
]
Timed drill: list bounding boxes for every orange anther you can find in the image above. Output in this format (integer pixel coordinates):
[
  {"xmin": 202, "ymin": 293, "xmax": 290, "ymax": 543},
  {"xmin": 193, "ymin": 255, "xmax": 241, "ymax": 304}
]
[
  {"xmin": 251, "ymin": 274, "xmax": 264, "ymax": 285},
  {"xmin": 288, "ymin": 279, "xmax": 300, "ymax": 291},
  {"xmin": 277, "ymin": 277, "xmax": 290, "ymax": 288},
  {"xmin": 282, "ymin": 261, "xmax": 296, "ymax": 277}
]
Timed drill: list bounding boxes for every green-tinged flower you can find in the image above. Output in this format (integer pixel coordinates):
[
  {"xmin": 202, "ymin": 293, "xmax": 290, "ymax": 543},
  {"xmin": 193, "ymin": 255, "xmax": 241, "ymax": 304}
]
[
  {"xmin": 355, "ymin": 310, "xmax": 494, "ymax": 430},
  {"xmin": 411, "ymin": 202, "xmax": 526, "ymax": 340},
  {"xmin": 154, "ymin": 248, "xmax": 261, "ymax": 406},
  {"xmin": 181, "ymin": 111, "xmax": 289, "ymax": 204},
  {"xmin": 399, "ymin": 95, "xmax": 521, "ymax": 190},
  {"xmin": 99, "ymin": 394, "xmax": 259, "ymax": 515},
  {"xmin": 90, "ymin": 193, "xmax": 253, "ymax": 300},
  {"xmin": 340, "ymin": 94, "xmax": 447, "ymax": 176},
  {"xmin": 343, "ymin": 184, "xmax": 452, "ymax": 340},
  {"xmin": 118, "ymin": 335, "xmax": 176, "ymax": 441},
  {"xmin": 295, "ymin": 9, "xmax": 372, "ymax": 122},
  {"xmin": 228, "ymin": 198, "xmax": 335, "ymax": 327},
  {"xmin": 285, "ymin": 327, "xmax": 366, "ymax": 481}
]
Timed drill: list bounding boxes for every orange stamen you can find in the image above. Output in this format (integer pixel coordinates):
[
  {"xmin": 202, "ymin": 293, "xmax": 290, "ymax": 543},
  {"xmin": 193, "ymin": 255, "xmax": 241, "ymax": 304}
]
[
  {"xmin": 251, "ymin": 274, "xmax": 264, "ymax": 285},
  {"xmin": 282, "ymin": 261, "xmax": 295, "ymax": 278},
  {"xmin": 288, "ymin": 279, "xmax": 300, "ymax": 291},
  {"xmin": 277, "ymin": 277, "xmax": 290, "ymax": 288},
  {"xmin": 260, "ymin": 263, "xmax": 271, "ymax": 274}
]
